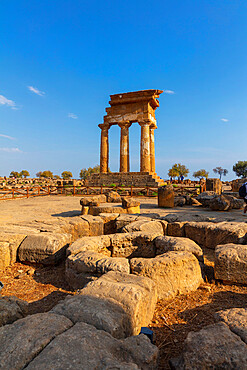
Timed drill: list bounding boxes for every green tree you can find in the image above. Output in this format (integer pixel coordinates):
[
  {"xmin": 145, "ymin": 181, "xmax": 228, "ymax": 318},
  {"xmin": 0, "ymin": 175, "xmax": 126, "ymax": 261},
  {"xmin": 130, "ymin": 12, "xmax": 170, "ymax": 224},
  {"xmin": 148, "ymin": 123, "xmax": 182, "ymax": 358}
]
[
  {"xmin": 61, "ymin": 171, "xmax": 73, "ymax": 180},
  {"xmin": 193, "ymin": 169, "xmax": 209, "ymax": 180},
  {"xmin": 9, "ymin": 171, "xmax": 20, "ymax": 178},
  {"xmin": 20, "ymin": 170, "xmax": 30, "ymax": 178},
  {"xmin": 54, "ymin": 175, "xmax": 61, "ymax": 179},
  {"xmin": 213, "ymin": 167, "xmax": 228, "ymax": 180},
  {"xmin": 79, "ymin": 165, "xmax": 100, "ymax": 180},
  {"xmin": 36, "ymin": 171, "xmax": 42, "ymax": 178},
  {"xmin": 168, "ymin": 168, "xmax": 179, "ymax": 180},
  {"xmin": 169, "ymin": 163, "xmax": 189, "ymax": 179},
  {"xmin": 233, "ymin": 161, "xmax": 247, "ymax": 178},
  {"xmin": 41, "ymin": 170, "xmax": 53, "ymax": 179}
]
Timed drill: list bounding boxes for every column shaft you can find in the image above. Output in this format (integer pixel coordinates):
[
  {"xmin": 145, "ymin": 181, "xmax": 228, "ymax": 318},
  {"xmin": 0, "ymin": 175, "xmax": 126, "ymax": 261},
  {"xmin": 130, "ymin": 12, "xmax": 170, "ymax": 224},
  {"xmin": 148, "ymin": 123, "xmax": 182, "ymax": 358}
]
[
  {"xmin": 140, "ymin": 122, "xmax": 151, "ymax": 172},
  {"xmin": 150, "ymin": 126, "xmax": 156, "ymax": 173},
  {"xmin": 119, "ymin": 122, "xmax": 131, "ymax": 172},
  {"xmin": 99, "ymin": 124, "xmax": 109, "ymax": 173}
]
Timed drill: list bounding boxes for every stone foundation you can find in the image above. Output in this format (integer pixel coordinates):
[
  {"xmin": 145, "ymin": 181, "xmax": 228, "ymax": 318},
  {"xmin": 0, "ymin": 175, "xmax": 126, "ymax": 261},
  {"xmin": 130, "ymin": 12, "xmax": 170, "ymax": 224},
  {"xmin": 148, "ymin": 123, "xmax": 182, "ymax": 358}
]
[{"xmin": 87, "ymin": 172, "xmax": 164, "ymax": 186}]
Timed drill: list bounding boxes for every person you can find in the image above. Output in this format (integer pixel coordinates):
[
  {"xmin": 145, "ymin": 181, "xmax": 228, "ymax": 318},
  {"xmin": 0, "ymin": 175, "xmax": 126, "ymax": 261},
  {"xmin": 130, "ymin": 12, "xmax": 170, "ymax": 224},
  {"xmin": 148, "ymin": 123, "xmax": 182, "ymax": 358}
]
[{"xmin": 239, "ymin": 182, "xmax": 247, "ymax": 213}]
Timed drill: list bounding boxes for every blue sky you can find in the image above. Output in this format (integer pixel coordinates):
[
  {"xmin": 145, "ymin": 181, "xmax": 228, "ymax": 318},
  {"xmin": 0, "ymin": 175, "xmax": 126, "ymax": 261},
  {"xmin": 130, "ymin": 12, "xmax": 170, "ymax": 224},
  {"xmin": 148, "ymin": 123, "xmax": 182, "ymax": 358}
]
[{"xmin": 0, "ymin": 0, "xmax": 246, "ymax": 180}]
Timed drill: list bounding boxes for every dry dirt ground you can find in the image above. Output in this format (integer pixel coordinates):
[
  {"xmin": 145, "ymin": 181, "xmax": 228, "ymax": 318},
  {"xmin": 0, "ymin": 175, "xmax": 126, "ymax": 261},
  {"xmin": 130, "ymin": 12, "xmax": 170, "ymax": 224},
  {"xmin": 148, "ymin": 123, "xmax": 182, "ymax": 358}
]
[{"xmin": 1, "ymin": 195, "xmax": 247, "ymax": 369}]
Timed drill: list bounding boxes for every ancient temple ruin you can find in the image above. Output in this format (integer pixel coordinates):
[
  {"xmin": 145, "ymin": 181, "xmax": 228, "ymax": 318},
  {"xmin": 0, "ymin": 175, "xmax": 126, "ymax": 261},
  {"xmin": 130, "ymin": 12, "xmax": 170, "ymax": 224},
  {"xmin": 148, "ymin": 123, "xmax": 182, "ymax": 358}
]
[{"xmin": 88, "ymin": 89, "xmax": 165, "ymax": 186}]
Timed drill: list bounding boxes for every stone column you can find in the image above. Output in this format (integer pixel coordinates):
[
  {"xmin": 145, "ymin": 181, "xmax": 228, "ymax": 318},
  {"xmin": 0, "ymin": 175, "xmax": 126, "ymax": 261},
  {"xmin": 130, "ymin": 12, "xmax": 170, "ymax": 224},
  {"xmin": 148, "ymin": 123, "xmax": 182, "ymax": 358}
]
[
  {"xmin": 139, "ymin": 120, "xmax": 151, "ymax": 172},
  {"xmin": 150, "ymin": 124, "xmax": 157, "ymax": 173},
  {"xmin": 118, "ymin": 122, "xmax": 131, "ymax": 173},
  {"xmin": 99, "ymin": 123, "xmax": 110, "ymax": 173}
]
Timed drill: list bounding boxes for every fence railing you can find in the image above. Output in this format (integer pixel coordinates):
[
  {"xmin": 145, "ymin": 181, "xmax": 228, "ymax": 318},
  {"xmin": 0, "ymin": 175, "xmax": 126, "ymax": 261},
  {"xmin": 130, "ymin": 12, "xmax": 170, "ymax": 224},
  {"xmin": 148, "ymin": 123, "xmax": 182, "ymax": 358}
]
[{"xmin": 0, "ymin": 183, "xmax": 203, "ymax": 201}]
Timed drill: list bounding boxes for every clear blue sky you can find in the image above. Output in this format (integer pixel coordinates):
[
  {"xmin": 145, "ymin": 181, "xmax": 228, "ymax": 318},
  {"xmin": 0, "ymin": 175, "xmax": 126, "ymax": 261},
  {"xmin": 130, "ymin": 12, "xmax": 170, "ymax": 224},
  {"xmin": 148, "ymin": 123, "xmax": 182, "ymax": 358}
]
[{"xmin": 0, "ymin": 0, "xmax": 246, "ymax": 180}]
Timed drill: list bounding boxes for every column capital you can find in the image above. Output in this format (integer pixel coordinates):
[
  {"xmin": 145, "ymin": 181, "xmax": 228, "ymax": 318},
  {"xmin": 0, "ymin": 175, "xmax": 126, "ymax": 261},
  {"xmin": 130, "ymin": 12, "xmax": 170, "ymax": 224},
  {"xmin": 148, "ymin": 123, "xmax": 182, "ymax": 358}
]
[
  {"xmin": 117, "ymin": 121, "xmax": 132, "ymax": 129},
  {"xmin": 138, "ymin": 119, "xmax": 152, "ymax": 127},
  {"xmin": 150, "ymin": 123, "xmax": 157, "ymax": 130},
  {"xmin": 98, "ymin": 123, "xmax": 110, "ymax": 130}
]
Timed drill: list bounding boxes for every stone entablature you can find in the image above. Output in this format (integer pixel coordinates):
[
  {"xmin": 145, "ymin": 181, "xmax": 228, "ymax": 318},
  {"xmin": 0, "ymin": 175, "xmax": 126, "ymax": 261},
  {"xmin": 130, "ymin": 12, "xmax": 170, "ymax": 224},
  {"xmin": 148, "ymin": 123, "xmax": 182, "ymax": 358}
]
[{"xmin": 99, "ymin": 89, "xmax": 163, "ymax": 174}]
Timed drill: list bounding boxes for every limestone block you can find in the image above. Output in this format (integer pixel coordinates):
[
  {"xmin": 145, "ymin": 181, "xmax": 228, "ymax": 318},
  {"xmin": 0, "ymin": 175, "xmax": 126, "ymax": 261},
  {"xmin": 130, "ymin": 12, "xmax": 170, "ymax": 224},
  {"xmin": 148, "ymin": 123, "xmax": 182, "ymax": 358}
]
[
  {"xmin": 209, "ymin": 195, "xmax": 231, "ymax": 211},
  {"xmin": 122, "ymin": 219, "xmax": 164, "ymax": 235},
  {"xmin": 98, "ymin": 212, "xmax": 119, "ymax": 234},
  {"xmin": 167, "ymin": 221, "xmax": 187, "ymax": 237},
  {"xmin": 196, "ymin": 191, "xmax": 216, "ymax": 207},
  {"xmin": 88, "ymin": 205, "xmax": 125, "ymax": 216},
  {"xmin": 174, "ymin": 196, "xmax": 186, "ymax": 207},
  {"xmin": 130, "ymin": 251, "xmax": 203, "ymax": 300},
  {"xmin": 215, "ymin": 308, "xmax": 247, "ymax": 344},
  {"xmin": 81, "ymin": 215, "xmax": 104, "ymax": 236},
  {"xmin": 0, "ymin": 296, "xmax": 28, "ymax": 326},
  {"xmin": 215, "ymin": 244, "xmax": 247, "ymax": 284},
  {"xmin": 0, "ymin": 233, "xmax": 26, "ymax": 264},
  {"xmin": 106, "ymin": 190, "xmax": 122, "ymax": 203},
  {"xmin": 51, "ymin": 294, "xmax": 132, "ymax": 339},
  {"xmin": 80, "ymin": 195, "xmax": 107, "ymax": 206},
  {"xmin": 158, "ymin": 185, "xmax": 174, "ymax": 208},
  {"xmin": 111, "ymin": 231, "xmax": 161, "ymax": 258},
  {"xmin": 170, "ymin": 323, "xmax": 247, "ymax": 369},
  {"xmin": 67, "ymin": 235, "xmax": 111, "ymax": 256},
  {"xmin": 126, "ymin": 205, "xmax": 140, "ymax": 214},
  {"xmin": 81, "ymin": 205, "xmax": 89, "ymax": 215},
  {"xmin": 0, "ymin": 242, "xmax": 10, "ymax": 271},
  {"xmin": 206, "ymin": 178, "xmax": 222, "ymax": 194},
  {"xmin": 115, "ymin": 214, "xmax": 139, "ymax": 231},
  {"xmin": 59, "ymin": 217, "xmax": 90, "ymax": 241},
  {"xmin": 185, "ymin": 221, "xmax": 247, "ymax": 249},
  {"xmin": 81, "ymin": 271, "xmax": 157, "ymax": 336},
  {"xmin": 25, "ymin": 322, "xmax": 159, "ymax": 370},
  {"xmin": 155, "ymin": 235, "xmax": 203, "ymax": 260},
  {"xmin": 18, "ymin": 233, "xmax": 71, "ymax": 265},
  {"xmin": 96, "ymin": 256, "xmax": 130, "ymax": 275},
  {"xmin": 0, "ymin": 313, "xmax": 73, "ymax": 370},
  {"xmin": 122, "ymin": 197, "xmax": 140, "ymax": 209}
]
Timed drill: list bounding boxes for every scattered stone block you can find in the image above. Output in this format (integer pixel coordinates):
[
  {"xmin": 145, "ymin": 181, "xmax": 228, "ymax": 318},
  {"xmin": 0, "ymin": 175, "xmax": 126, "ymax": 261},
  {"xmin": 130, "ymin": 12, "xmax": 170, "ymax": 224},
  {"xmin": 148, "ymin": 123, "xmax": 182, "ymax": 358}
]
[
  {"xmin": 155, "ymin": 235, "xmax": 203, "ymax": 260},
  {"xmin": 18, "ymin": 233, "xmax": 71, "ymax": 265},
  {"xmin": 98, "ymin": 212, "xmax": 119, "ymax": 234},
  {"xmin": 174, "ymin": 196, "xmax": 186, "ymax": 207},
  {"xmin": 88, "ymin": 205, "xmax": 125, "ymax": 216},
  {"xmin": 122, "ymin": 219, "xmax": 164, "ymax": 235},
  {"xmin": 0, "ymin": 296, "xmax": 28, "ymax": 326},
  {"xmin": 0, "ymin": 242, "xmax": 10, "ymax": 271},
  {"xmin": 80, "ymin": 195, "xmax": 106, "ymax": 206},
  {"xmin": 115, "ymin": 214, "xmax": 139, "ymax": 231},
  {"xmin": 25, "ymin": 322, "xmax": 159, "ymax": 370},
  {"xmin": 130, "ymin": 251, "xmax": 203, "ymax": 300},
  {"xmin": 67, "ymin": 235, "xmax": 111, "ymax": 256},
  {"xmin": 215, "ymin": 308, "xmax": 247, "ymax": 344},
  {"xmin": 81, "ymin": 271, "xmax": 157, "ymax": 336},
  {"xmin": 51, "ymin": 294, "xmax": 132, "ymax": 339},
  {"xmin": 158, "ymin": 184, "xmax": 174, "ymax": 208},
  {"xmin": 196, "ymin": 191, "xmax": 216, "ymax": 207},
  {"xmin": 170, "ymin": 323, "xmax": 247, "ymax": 369},
  {"xmin": 215, "ymin": 244, "xmax": 247, "ymax": 284},
  {"xmin": 0, "ymin": 313, "xmax": 73, "ymax": 370},
  {"xmin": 81, "ymin": 215, "xmax": 104, "ymax": 236},
  {"xmin": 106, "ymin": 190, "xmax": 122, "ymax": 203},
  {"xmin": 206, "ymin": 178, "xmax": 222, "ymax": 194},
  {"xmin": 0, "ymin": 233, "xmax": 26, "ymax": 264},
  {"xmin": 209, "ymin": 195, "xmax": 231, "ymax": 211},
  {"xmin": 167, "ymin": 221, "xmax": 187, "ymax": 237}
]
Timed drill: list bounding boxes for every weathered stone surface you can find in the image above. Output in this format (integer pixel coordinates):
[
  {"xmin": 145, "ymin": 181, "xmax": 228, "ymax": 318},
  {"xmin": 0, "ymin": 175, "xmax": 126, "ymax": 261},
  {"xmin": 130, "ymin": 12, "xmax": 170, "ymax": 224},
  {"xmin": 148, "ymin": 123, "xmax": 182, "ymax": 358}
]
[
  {"xmin": 184, "ymin": 221, "xmax": 247, "ymax": 249},
  {"xmin": 224, "ymin": 194, "xmax": 245, "ymax": 209},
  {"xmin": 167, "ymin": 222, "xmax": 187, "ymax": 237},
  {"xmin": 215, "ymin": 308, "xmax": 247, "ymax": 343},
  {"xmin": 127, "ymin": 205, "xmax": 140, "ymax": 214},
  {"xmin": 80, "ymin": 194, "xmax": 107, "ymax": 206},
  {"xmin": 81, "ymin": 215, "xmax": 104, "ymax": 236},
  {"xmin": 111, "ymin": 231, "xmax": 161, "ymax": 258},
  {"xmin": 26, "ymin": 322, "xmax": 159, "ymax": 370},
  {"xmin": 122, "ymin": 219, "xmax": 164, "ymax": 235},
  {"xmin": 122, "ymin": 197, "xmax": 140, "ymax": 209},
  {"xmin": 209, "ymin": 194, "xmax": 231, "ymax": 211},
  {"xmin": 81, "ymin": 271, "xmax": 157, "ymax": 336},
  {"xmin": 206, "ymin": 177, "xmax": 222, "ymax": 194},
  {"xmin": 115, "ymin": 214, "xmax": 139, "ymax": 231},
  {"xmin": 215, "ymin": 244, "xmax": 247, "ymax": 283},
  {"xmin": 0, "ymin": 232, "xmax": 26, "ymax": 264},
  {"xmin": 88, "ymin": 204, "xmax": 125, "ymax": 216},
  {"xmin": 189, "ymin": 197, "xmax": 202, "ymax": 206},
  {"xmin": 0, "ymin": 313, "xmax": 73, "ymax": 369},
  {"xmin": 170, "ymin": 323, "xmax": 247, "ymax": 369},
  {"xmin": 130, "ymin": 251, "xmax": 203, "ymax": 300},
  {"xmin": 174, "ymin": 196, "xmax": 186, "ymax": 207},
  {"xmin": 99, "ymin": 212, "xmax": 119, "ymax": 234},
  {"xmin": 67, "ymin": 235, "xmax": 111, "ymax": 256},
  {"xmin": 97, "ymin": 256, "xmax": 130, "ymax": 274},
  {"xmin": 18, "ymin": 233, "xmax": 71, "ymax": 264},
  {"xmin": 155, "ymin": 235, "xmax": 203, "ymax": 260},
  {"xmin": 106, "ymin": 190, "xmax": 122, "ymax": 203},
  {"xmin": 0, "ymin": 296, "xmax": 28, "ymax": 326},
  {"xmin": 0, "ymin": 242, "xmax": 10, "ymax": 271},
  {"xmin": 51, "ymin": 294, "xmax": 132, "ymax": 338},
  {"xmin": 158, "ymin": 184, "xmax": 174, "ymax": 208},
  {"xmin": 196, "ymin": 191, "xmax": 216, "ymax": 207}
]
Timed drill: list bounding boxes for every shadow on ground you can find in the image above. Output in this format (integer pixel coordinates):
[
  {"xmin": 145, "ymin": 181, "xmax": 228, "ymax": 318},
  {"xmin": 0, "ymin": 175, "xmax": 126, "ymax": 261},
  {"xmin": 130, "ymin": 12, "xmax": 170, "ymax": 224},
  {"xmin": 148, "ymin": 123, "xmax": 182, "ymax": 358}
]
[
  {"xmin": 28, "ymin": 290, "xmax": 73, "ymax": 315},
  {"xmin": 51, "ymin": 210, "xmax": 81, "ymax": 217}
]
